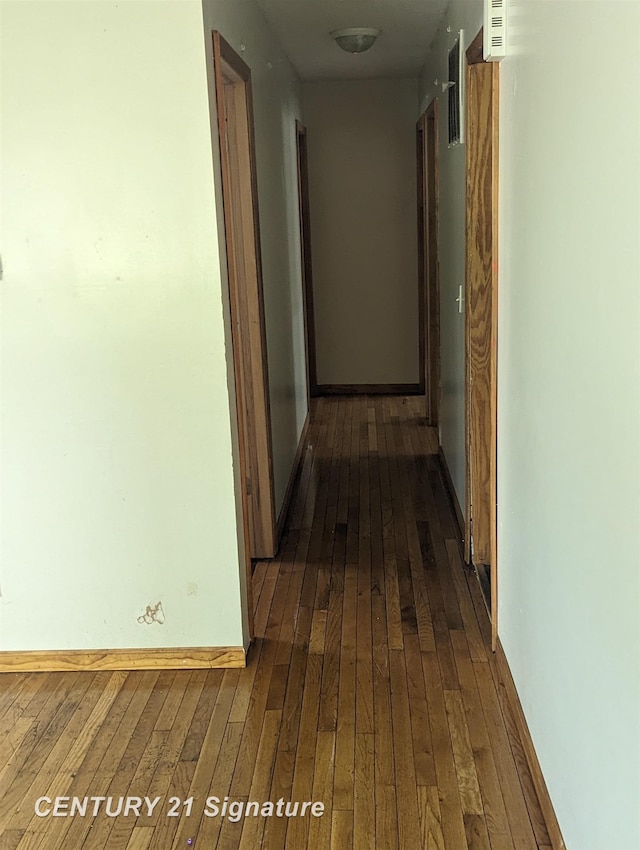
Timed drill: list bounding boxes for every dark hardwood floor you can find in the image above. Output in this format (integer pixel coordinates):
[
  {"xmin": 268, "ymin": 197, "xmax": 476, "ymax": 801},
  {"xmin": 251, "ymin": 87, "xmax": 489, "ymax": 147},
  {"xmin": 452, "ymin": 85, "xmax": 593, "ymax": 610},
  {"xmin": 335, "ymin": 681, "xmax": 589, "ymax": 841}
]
[{"xmin": 0, "ymin": 396, "xmax": 551, "ymax": 849}]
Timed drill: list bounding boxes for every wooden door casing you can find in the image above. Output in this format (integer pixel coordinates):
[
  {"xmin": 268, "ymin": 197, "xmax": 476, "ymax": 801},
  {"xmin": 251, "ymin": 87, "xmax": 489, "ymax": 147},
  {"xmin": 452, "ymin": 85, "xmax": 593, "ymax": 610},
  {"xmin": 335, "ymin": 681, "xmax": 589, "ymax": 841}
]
[
  {"xmin": 464, "ymin": 33, "xmax": 499, "ymax": 647},
  {"xmin": 212, "ymin": 32, "xmax": 277, "ymax": 638}
]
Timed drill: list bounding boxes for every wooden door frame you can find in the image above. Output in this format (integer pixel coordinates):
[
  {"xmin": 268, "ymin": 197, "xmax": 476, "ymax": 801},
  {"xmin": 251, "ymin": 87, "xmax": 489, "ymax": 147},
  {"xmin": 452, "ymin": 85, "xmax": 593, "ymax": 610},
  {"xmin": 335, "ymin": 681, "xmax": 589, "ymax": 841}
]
[
  {"xmin": 212, "ymin": 32, "xmax": 277, "ymax": 635},
  {"xmin": 295, "ymin": 120, "xmax": 318, "ymax": 400},
  {"xmin": 417, "ymin": 100, "xmax": 441, "ymax": 425},
  {"xmin": 464, "ymin": 28, "xmax": 499, "ymax": 649}
]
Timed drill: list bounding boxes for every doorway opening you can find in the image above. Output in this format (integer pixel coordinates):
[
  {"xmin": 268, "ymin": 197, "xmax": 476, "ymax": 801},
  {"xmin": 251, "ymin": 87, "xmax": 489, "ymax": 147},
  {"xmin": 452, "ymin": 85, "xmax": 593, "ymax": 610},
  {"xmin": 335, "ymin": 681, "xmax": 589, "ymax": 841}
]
[
  {"xmin": 295, "ymin": 120, "xmax": 318, "ymax": 400},
  {"xmin": 417, "ymin": 99, "xmax": 441, "ymax": 427},
  {"xmin": 212, "ymin": 31, "xmax": 277, "ymax": 611}
]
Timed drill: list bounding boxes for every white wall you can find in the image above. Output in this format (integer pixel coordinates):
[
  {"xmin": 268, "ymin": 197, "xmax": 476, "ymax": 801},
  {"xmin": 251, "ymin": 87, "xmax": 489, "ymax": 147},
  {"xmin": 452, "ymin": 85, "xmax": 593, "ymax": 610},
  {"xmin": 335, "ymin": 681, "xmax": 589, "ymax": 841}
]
[
  {"xmin": 498, "ymin": 2, "xmax": 640, "ymax": 848},
  {"xmin": 303, "ymin": 79, "xmax": 420, "ymax": 386},
  {"xmin": 0, "ymin": 1, "xmax": 248, "ymax": 650},
  {"xmin": 420, "ymin": 2, "xmax": 482, "ymax": 500},
  {"xmin": 201, "ymin": 0, "xmax": 308, "ymax": 515}
]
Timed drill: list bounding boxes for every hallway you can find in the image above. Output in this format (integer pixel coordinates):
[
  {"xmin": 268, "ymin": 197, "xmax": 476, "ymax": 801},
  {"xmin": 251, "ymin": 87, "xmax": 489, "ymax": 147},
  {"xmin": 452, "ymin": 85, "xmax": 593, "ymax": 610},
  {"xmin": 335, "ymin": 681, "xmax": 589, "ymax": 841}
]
[{"xmin": 0, "ymin": 396, "xmax": 550, "ymax": 850}]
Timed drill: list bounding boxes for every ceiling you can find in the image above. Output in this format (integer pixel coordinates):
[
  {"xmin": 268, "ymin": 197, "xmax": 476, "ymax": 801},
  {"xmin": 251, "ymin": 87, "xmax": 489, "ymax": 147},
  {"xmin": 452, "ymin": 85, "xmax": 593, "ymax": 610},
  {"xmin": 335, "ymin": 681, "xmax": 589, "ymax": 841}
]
[{"xmin": 254, "ymin": 0, "xmax": 448, "ymax": 81}]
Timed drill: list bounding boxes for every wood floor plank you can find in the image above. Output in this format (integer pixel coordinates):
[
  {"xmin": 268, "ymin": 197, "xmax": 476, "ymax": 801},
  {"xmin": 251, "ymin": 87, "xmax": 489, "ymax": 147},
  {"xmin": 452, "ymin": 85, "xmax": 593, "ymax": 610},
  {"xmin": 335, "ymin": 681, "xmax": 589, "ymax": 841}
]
[
  {"xmin": 0, "ymin": 673, "xmax": 50, "ymax": 725},
  {"xmin": 0, "ymin": 673, "xmax": 25, "ymax": 718},
  {"xmin": 188, "ymin": 721, "xmax": 244, "ymax": 850},
  {"xmin": 124, "ymin": 826, "xmax": 154, "ymax": 850},
  {"xmin": 404, "ymin": 635, "xmax": 437, "ymax": 787},
  {"xmin": 345, "ymin": 398, "xmax": 362, "ymax": 566},
  {"xmin": 384, "ymin": 557, "xmax": 404, "ymax": 651},
  {"xmin": 495, "ymin": 674, "xmax": 552, "ymax": 848},
  {"xmin": 353, "ymin": 733, "xmax": 375, "ymax": 850},
  {"xmin": 318, "ymin": 587, "xmax": 343, "ymax": 733},
  {"xmin": 369, "ymin": 409, "xmax": 385, "ymax": 598},
  {"xmin": 262, "ymin": 605, "xmax": 313, "ymax": 850},
  {"xmin": 375, "ymin": 785, "xmax": 399, "ymax": 850},
  {"xmin": 331, "ymin": 563, "xmax": 357, "ymax": 811},
  {"xmin": 356, "ymin": 553, "xmax": 374, "ymax": 735},
  {"xmin": 449, "ymin": 630, "xmax": 512, "ymax": 841},
  {"xmin": 331, "ymin": 809, "xmax": 354, "ymax": 850},
  {"xmin": 444, "ymin": 689, "xmax": 484, "ymax": 815},
  {"xmin": 372, "ymin": 593, "xmax": 395, "ymax": 788},
  {"xmin": 285, "ymin": 645, "xmax": 322, "ymax": 850},
  {"xmin": 389, "ymin": 648, "xmax": 421, "ymax": 848},
  {"xmin": 170, "ymin": 670, "xmax": 241, "ymax": 849},
  {"xmin": 237, "ymin": 709, "xmax": 282, "ymax": 850},
  {"xmin": 0, "ymin": 831, "xmax": 24, "ymax": 850},
  {"xmin": 417, "ymin": 785, "xmax": 446, "ymax": 850},
  {"xmin": 180, "ymin": 670, "xmax": 225, "ymax": 762},
  {"xmin": 473, "ymin": 660, "xmax": 538, "ymax": 850},
  {"xmin": 464, "ymin": 812, "xmax": 493, "ymax": 850},
  {"xmin": 307, "ymin": 730, "xmax": 335, "ymax": 849},
  {"xmin": 422, "ymin": 651, "xmax": 468, "ymax": 850}
]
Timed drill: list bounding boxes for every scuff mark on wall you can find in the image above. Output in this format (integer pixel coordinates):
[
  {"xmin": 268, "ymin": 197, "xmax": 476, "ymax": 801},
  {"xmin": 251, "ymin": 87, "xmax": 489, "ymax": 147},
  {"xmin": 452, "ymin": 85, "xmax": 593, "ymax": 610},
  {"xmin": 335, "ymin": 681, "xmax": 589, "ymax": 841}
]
[{"xmin": 137, "ymin": 601, "xmax": 165, "ymax": 625}]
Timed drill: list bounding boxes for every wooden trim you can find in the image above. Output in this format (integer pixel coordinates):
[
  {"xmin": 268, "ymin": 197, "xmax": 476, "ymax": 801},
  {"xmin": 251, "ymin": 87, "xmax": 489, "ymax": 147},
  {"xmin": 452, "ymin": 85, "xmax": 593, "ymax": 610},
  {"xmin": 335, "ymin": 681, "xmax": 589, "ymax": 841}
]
[
  {"xmin": 489, "ymin": 64, "xmax": 500, "ymax": 651},
  {"xmin": 437, "ymin": 446, "xmax": 464, "ymax": 548},
  {"xmin": 295, "ymin": 120, "xmax": 318, "ymax": 399},
  {"xmin": 217, "ymin": 31, "xmax": 252, "ymax": 79},
  {"xmin": 466, "ymin": 27, "xmax": 484, "ymax": 65},
  {"xmin": 213, "ymin": 30, "xmax": 276, "ymax": 577},
  {"xmin": 0, "ymin": 646, "xmax": 246, "ymax": 673},
  {"xmin": 275, "ymin": 410, "xmax": 311, "ymax": 546},
  {"xmin": 463, "ymin": 52, "xmax": 473, "ymax": 569},
  {"xmin": 416, "ymin": 116, "xmax": 427, "ymax": 397},
  {"xmin": 495, "ymin": 641, "xmax": 567, "ymax": 850},
  {"xmin": 213, "ymin": 31, "xmax": 256, "ymax": 638},
  {"xmin": 425, "ymin": 99, "xmax": 441, "ymax": 426},
  {"xmin": 315, "ymin": 383, "xmax": 422, "ymax": 396},
  {"xmin": 464, "ymin": 38, "xmax": 500, "ymax": 650}
]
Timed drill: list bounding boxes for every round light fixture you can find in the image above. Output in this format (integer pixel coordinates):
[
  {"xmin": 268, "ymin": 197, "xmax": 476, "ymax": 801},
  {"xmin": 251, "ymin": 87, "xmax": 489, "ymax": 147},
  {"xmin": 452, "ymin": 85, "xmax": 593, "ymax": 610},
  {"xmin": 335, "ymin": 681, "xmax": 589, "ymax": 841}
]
[{"xmin": 331, "ymin": 27, "xmax": 381, "ymax": 54}]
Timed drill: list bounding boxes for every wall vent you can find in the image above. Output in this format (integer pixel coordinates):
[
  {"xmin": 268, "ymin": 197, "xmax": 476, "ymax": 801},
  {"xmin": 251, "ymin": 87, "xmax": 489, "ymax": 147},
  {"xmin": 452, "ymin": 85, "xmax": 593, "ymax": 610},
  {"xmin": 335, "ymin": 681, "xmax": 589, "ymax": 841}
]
[
  {"xmin": 446, "ymin": 30, "xmax": 465, "ymax": 146},
  {"xmin": 483, "ymin": 0, "xmax": 507, "ymax": 61}
]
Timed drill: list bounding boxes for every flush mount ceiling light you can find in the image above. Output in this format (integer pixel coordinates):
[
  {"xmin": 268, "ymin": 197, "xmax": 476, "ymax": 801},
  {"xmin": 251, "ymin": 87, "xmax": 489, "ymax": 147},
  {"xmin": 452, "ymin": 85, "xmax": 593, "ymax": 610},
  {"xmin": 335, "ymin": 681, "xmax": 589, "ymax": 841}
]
[{"xmin": 331, "ymin": 27, "xmax": 381, "ymax": 54}]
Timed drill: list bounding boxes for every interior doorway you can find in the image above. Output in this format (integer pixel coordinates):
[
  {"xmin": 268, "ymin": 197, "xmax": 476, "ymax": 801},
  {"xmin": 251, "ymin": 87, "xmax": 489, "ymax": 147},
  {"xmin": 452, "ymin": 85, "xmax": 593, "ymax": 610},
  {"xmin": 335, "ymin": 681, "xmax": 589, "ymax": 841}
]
[
  {"xmin": 295, "ymin": 120, "xmax": 318, "ymax": 400},
  {"xmin": 464, "ymin": 30, "xmax": 499, "ymax": 648},
  {"xmin": 212, "ymin": 31, "xmax": 277, "ymax": 588},
  {"xmin": 417, "ymin": 100, "xmax": 441, "ymax": 426}
]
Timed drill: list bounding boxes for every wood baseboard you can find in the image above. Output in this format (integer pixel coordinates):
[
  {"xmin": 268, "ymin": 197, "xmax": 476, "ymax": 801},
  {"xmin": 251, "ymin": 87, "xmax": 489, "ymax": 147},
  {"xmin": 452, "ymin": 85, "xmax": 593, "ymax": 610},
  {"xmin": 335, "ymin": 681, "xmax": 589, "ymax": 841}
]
[
  {"xmin": 437, "ymin": 445, "xmax": 465, "ymax": 547},
  {"xmin": 275, "ymin": 411, "xmax": 311, "ymax": 546},
  {"xmin": 0, "ymin": 646, "xmax": 246, "ymax": 673},
  {"xmin": 316, "ymin": 383, "xmax": 422, "ymax": 396},
  {"xmin": 495, "ymin": 640, "xmax": 566, "ymax": 850}
]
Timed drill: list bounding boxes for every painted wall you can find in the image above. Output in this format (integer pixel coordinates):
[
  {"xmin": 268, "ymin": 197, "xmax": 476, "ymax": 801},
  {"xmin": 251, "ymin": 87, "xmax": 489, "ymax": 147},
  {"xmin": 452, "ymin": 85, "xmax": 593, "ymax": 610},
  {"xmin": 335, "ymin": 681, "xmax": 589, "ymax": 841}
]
[
  {"xmin": 0, "ymin": 0, "xmax": 249, "ymax": 650},
  {"xmin": 201, "ymin": 0, "xmax": 308, "ymax": 516},
  {"xmin": 420, "ymin": 3, "xmax": 482, "ymax": 501},
  {"xmin": 303, "ymin": 79, "xmax": 420, "ymax": 387},
  {"xmin": 498, "ymin": 2, "xmax": 640, "ymax": 848},
  {"xmin": 424, "ymin": 1, "xmax": 640, "ymax": 847}
]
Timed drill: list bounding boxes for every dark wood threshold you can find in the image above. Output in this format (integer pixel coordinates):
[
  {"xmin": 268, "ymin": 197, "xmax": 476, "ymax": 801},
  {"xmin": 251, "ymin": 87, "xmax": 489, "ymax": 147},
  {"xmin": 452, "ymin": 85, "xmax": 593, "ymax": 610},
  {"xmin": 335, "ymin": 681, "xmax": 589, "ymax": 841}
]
[{"xmin": 316, "ymin": 383, "xmax": 422, "ymax": 396}]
